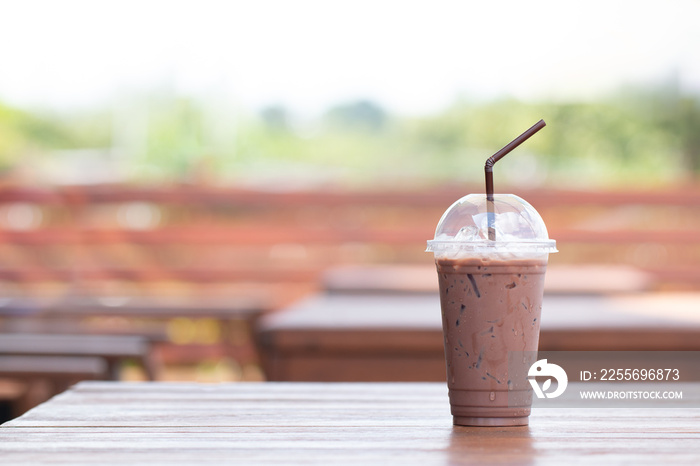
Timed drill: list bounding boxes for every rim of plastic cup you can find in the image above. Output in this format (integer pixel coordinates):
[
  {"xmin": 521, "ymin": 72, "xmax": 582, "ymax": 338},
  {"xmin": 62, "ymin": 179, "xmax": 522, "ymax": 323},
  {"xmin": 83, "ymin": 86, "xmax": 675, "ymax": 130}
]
[{"xmin": 426, "ymin": 239, "xmax": 557, "ymax": 254}]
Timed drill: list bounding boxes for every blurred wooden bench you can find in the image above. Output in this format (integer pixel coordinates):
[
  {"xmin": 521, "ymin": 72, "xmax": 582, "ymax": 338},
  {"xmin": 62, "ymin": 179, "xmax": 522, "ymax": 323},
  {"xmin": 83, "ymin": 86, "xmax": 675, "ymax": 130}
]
[
  {"xmin": 0, "ymin": 355, "xmax": 107, "ymax": 382},
  {"xmin": 0, "ymin": 333, "xmax": 155, "ymax": 380}
]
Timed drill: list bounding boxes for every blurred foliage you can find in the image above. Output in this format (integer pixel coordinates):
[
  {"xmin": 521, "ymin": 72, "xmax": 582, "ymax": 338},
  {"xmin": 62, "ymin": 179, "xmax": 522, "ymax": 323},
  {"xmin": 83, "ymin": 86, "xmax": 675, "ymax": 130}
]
[
  {"xmin": 0, "ymin": 83, "xmax": 698, "ymax": 187},
  {"xmin": 0, "ymin": 103, "xmax": 71, "ymax": 170},
  {"xmin": 136, "ymin": 96, "xmax": 209, "ymax": 180},
  {"xmin": 0, "ymin": 102, "xmax": 111, "ymax": 176}
]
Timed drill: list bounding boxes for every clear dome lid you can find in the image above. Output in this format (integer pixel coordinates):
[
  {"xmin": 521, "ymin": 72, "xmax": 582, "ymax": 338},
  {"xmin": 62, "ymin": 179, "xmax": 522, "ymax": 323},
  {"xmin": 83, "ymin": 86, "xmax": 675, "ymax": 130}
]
[{"xmin": 426, "ymin": 194, "xmax": 557, "ymax": 256}]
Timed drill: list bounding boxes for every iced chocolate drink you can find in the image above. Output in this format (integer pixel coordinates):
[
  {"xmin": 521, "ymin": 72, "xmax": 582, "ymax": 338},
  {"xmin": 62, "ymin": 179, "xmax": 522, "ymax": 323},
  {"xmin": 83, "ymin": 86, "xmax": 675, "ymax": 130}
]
[
  {"xmin": 427, "ymin": 194, "xmax": 556, "ymax": 426},
  {"xmin": 437, "ymin": 256, "xmax": 547, "ymax": 426}
]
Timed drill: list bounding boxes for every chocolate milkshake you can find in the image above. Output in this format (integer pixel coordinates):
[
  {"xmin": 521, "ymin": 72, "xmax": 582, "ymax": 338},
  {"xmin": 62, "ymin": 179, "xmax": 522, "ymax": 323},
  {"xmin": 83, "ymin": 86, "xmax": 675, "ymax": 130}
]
[{"xmin": 427, "ymin": 193, "xmax": 556, "ymax": 426}]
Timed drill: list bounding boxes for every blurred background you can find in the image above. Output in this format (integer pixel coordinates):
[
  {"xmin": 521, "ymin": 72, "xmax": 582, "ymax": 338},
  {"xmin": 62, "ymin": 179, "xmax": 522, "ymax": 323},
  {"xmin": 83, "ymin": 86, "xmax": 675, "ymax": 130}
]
[
  {"xmin": 0, "ymin": 0, "xmax": 699, "ymax": 418},
  {"xmin": 1, "ymin": 0, "xmax": 699, "ymax": 188}
]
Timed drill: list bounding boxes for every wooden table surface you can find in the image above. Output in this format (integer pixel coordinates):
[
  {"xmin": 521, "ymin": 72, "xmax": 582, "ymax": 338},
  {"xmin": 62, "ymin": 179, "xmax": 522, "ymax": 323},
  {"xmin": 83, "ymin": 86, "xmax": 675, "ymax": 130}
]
[{"xmin": 1, "ymin": 381, "xmax": 699, "ymax": 465}]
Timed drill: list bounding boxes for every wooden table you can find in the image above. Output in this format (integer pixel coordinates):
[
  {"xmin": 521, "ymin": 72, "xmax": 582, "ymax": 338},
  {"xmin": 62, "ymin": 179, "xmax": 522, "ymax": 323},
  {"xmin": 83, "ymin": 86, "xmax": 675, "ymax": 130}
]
[
  {"xmin": 1, "ymin": 381, "xmax": 699, "ymax": 464},
  {"xmin": 256, "ymin": 292, "xmax": 700, "ymax": 381},
  {"xmin": 0, "ymin": 293, "xmax": 271, "ymax": 366}
]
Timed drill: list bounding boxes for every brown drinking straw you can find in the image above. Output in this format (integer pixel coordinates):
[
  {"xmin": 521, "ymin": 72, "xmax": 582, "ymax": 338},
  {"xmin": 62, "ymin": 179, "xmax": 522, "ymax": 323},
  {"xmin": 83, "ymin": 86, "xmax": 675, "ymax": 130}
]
[{"xmin": 485, "ymin": 119, "xmax": 546, "ymax": 240}]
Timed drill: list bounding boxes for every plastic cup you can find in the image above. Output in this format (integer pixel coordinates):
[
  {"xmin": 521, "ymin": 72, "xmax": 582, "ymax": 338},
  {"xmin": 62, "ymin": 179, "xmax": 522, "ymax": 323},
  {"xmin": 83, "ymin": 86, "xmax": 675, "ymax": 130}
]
[{"xmin": 427, "ymin": 193, "xmax": 557, "ymax": 426}]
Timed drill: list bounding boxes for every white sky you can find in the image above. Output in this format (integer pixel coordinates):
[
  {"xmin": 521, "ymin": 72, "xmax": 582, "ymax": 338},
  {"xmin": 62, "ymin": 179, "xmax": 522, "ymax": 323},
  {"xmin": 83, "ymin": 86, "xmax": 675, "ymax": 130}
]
[{"xmin": 0, "ymin": 0, "xmax": 698, "ymax": 116}]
